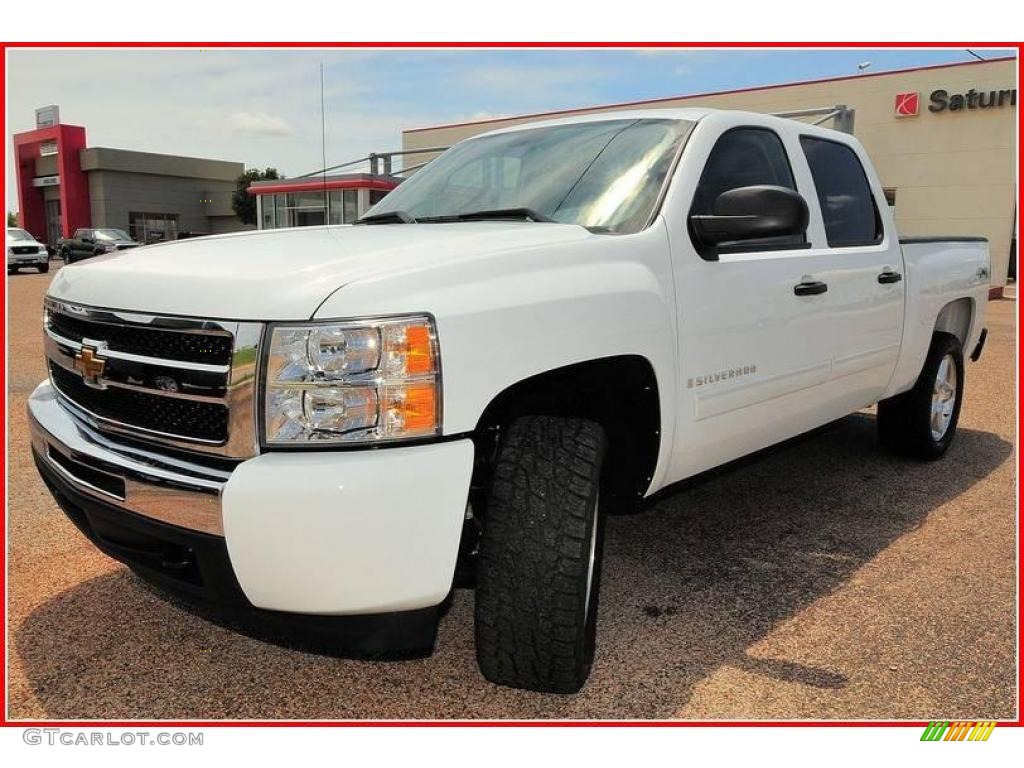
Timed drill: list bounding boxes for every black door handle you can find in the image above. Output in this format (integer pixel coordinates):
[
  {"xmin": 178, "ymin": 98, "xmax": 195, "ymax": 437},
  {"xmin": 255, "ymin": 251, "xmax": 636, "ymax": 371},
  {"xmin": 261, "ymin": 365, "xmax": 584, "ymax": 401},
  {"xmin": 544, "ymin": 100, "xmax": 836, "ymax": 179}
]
[
  {"xmin": 878, "ymin": 270, "xmax": 903, "ymax": 284},
  {"xmin": 794, "ymin": 280, "xmax": 828, "ymax": 296}
]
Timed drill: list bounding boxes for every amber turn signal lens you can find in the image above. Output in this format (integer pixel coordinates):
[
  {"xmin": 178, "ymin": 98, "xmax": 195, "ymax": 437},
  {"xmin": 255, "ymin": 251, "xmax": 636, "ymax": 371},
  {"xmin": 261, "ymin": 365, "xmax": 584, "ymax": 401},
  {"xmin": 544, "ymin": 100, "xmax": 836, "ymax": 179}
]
[
  {"xmin": 383, "ymin": 382, "xmax": 438, "ymax": 436},
  {"xmin": 403, "ymin": 324, "xmax": 435, "ymax": 375}
]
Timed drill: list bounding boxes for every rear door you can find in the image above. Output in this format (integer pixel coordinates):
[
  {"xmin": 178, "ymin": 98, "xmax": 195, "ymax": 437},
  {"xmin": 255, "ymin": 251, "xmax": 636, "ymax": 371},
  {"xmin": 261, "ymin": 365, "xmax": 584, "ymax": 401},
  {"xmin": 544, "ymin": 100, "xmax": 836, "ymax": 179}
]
[{"xmin": 798, "ymin": 134, "xmax": 904, "ymax": 406}]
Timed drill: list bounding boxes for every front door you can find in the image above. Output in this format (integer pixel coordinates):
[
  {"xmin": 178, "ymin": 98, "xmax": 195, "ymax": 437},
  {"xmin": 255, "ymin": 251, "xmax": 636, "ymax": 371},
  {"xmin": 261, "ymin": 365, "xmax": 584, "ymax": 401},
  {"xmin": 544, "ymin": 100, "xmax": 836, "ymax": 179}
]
[
  {"xmin": 663, "ymin": 121, "xmax": 849, "ymax": 483},
  {"xmin": 45, "ymin": 199, "xmax": 61, "ymax": 249}
]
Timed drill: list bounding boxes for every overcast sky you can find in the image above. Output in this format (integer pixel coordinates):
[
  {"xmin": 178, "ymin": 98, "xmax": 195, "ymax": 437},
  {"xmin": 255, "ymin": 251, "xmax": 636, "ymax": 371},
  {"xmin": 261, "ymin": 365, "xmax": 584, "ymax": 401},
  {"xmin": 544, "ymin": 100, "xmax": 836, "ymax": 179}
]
[{"xmin": 5, "ymin": 47, "xmax": 1015, "ymax": 212}]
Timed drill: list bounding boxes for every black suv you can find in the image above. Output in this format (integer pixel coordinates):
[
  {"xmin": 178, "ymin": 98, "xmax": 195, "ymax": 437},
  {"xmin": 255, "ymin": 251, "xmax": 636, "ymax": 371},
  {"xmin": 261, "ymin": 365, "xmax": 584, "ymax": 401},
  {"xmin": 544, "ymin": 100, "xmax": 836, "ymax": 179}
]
[{"xmin": 60, "ymin": 228, "xmax": 140, "ymax": 263}]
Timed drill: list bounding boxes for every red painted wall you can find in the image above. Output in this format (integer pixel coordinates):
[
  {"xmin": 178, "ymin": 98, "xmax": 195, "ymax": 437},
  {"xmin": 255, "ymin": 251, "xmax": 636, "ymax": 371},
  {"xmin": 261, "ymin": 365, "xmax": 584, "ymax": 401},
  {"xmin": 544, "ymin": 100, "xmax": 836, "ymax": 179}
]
[{"xmin": 12, "ymin": 124, "xmax": 91, "ymax": 244}]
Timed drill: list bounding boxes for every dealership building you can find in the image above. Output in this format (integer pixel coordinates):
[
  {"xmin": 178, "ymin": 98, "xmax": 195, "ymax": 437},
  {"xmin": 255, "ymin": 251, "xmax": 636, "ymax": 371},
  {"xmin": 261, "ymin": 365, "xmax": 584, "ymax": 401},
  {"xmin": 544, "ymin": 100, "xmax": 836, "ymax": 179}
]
[
  {"xmin": 403, "ymin": 56, "xmax": 1017, "ymax": 294},
  {"xmin": 13, "ymin": 107, "xmax": 250, "ymax": 247},
  {"xmin": 248, "ymin": 173, "xmax": 397, "ymax": 229}
]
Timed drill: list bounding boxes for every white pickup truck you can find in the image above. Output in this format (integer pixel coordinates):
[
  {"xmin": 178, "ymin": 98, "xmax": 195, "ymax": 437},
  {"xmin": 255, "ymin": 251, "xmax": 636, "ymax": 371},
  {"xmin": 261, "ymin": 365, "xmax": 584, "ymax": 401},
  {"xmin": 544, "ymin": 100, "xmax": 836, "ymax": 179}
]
[{"xmin": 30, "ymin": 108, "xmax": 990, "ymax": 694}]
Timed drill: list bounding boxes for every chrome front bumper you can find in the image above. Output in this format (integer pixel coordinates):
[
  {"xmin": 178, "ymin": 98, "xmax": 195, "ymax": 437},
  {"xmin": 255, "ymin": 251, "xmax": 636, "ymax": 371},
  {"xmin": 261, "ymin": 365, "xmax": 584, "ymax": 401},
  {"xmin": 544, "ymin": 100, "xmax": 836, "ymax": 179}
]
[{"xmin": 28, "ymin": 381, "xmax": 229, "ymax": 536}]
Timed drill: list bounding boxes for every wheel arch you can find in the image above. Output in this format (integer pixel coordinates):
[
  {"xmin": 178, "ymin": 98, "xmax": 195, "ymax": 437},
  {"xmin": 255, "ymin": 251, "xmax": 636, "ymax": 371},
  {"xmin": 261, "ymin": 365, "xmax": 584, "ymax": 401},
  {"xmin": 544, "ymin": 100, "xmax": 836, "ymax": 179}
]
[
  {"xmin": 470, "ymin": 355, "xmax": 661, "ymax": 513},
  {"xmin": 932, "ymin": 297, "xmax": 975, "ymax": 348}
]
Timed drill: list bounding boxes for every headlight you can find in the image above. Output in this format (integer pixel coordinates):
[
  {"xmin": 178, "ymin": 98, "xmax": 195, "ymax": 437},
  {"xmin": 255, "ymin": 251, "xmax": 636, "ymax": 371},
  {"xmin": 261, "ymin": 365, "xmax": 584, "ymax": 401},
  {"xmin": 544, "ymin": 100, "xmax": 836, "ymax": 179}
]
[
  {"xmin": 262, "ymin": 315, "xmax": 440, "ymax": 445},
  {"xmin": 38, "ymin": 246, "xmax": 47, "ymax": 254}
]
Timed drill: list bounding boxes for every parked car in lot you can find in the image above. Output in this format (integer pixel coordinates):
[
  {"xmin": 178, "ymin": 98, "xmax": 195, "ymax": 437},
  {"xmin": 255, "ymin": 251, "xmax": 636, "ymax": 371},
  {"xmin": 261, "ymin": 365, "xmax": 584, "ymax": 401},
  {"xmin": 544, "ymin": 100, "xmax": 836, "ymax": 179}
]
[
  {"xmin": 59, "ymin": 228, "xmax": 139, "ymax": 263},
  {"xmin": 29, "ymin": 109, "xmax": 990, "ymax": 694},
  {"xmin": 7, "ymin": 228, "xmax": 50, "ymax": 274}
]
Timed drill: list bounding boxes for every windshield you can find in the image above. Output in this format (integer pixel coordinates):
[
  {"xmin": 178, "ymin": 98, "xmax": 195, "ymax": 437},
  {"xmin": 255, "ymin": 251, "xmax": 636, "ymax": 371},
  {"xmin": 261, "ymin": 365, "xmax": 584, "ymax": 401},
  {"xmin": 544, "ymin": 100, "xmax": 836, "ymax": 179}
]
[
  {"xmin": 367, "ymin": 118, "xmax": 693, "ymax": 234},
  {"xmin": 7, "ymin": 229, "xmax": 32, "ymax": 241},
  {"xmin": 95, "ymin": 229, "xmax": 132, "ymax": 241}
]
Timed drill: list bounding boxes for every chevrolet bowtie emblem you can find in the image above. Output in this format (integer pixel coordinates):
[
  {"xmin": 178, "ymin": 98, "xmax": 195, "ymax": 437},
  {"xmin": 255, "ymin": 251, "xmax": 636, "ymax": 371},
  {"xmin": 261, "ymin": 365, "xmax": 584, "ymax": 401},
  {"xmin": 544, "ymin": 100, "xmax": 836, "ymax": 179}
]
[{"xmin": 74, "ymin": 346, "xmax": 106, "ymax": 387}]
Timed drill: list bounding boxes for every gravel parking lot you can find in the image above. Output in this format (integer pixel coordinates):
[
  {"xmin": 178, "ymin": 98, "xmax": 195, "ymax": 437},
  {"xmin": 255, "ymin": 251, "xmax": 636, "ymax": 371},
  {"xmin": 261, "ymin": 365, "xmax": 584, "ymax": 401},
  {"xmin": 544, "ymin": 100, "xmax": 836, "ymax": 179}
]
[{"xmin": 6, "ymin": 269, "xmax": 1017, "ymax": 720}]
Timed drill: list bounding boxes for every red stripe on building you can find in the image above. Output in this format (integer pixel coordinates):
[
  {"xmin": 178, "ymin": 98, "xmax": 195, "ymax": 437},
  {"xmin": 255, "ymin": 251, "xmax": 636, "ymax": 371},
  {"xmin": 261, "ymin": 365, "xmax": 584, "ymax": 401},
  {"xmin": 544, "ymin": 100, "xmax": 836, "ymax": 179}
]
[{"xmin": 248, "ymin": 178, "xmax": 399, "ymax": 195}]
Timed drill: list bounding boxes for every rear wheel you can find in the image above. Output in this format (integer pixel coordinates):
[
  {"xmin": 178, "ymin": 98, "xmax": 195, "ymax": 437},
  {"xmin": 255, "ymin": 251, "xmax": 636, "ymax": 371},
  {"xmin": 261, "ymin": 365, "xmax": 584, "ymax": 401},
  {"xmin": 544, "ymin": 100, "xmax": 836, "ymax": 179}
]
[
  {"xmin": 475, "ymin": 415, "xmax": 607, "ymax": 693},
  {"xmin": 878, "ymin": 333, "xmax": 964, "ymax": 459}
]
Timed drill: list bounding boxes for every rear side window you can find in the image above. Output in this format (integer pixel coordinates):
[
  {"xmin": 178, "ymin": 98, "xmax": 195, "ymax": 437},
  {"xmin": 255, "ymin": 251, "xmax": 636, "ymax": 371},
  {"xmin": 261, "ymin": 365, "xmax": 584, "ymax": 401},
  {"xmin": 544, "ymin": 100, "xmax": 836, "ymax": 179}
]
[{"xmin": 800, "ymin": 136, "xmax": 882, "ymax": 247}]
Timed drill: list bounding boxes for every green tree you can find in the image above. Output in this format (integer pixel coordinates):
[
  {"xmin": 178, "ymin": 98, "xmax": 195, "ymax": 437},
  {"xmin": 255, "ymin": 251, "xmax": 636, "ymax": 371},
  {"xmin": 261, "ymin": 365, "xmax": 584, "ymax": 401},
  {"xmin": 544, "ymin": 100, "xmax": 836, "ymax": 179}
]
[
  {"xmin": 232, "ymin": 168, "xmax": 281, "ymax": 226},
  {"xmin": 7, "ymin": 211, "xmax": 17, "ymax": 227}
]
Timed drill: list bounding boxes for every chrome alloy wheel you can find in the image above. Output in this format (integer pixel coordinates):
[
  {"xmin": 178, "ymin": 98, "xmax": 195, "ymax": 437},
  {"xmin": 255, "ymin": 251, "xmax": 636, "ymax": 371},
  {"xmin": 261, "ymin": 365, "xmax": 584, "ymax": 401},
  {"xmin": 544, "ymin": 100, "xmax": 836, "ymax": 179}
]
[{"xmin": 931, "ymin": 353, "xmax": 958, "ymax": 440}]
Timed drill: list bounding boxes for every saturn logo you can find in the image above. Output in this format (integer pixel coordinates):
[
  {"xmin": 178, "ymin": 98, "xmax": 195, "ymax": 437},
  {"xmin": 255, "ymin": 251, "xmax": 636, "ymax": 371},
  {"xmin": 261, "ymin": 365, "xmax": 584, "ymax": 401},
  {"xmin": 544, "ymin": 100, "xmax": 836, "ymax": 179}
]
[{"xmin": 895, "ymin": 92, "xmax": 920, "ymax": 117}]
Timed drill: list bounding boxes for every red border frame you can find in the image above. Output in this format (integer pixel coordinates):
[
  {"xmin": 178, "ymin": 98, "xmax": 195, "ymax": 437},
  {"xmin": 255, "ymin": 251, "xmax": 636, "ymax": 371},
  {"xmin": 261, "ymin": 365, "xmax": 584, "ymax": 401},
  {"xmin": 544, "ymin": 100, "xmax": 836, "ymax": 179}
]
[{"xmin": 1, "ymin": 41, "xmax": 1021, "ymax": 729}]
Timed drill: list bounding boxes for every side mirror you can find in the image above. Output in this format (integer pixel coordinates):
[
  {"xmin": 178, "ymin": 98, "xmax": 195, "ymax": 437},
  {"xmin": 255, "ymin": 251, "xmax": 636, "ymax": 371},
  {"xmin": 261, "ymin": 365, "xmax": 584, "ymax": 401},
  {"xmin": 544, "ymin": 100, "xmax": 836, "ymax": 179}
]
[{"xmin": 690, "ymin": 185, "xmax": 809, "ymax": 251}]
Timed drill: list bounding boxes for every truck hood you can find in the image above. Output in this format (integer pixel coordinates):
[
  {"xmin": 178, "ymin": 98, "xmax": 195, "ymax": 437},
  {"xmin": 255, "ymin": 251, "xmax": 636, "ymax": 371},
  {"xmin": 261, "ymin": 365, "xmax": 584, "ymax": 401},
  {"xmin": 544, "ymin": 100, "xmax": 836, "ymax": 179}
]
[{"xmin": 46, "ymin": 223, "xmax": 594, "ymax": 320}]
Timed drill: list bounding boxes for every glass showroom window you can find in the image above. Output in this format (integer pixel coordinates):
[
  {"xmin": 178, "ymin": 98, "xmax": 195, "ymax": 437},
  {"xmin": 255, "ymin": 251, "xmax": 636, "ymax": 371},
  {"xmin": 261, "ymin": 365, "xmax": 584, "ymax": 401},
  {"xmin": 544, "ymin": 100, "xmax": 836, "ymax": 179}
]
[
  {"xmin": 277, "ymin": 192, "xmax": 327, "ymax": 227},
  {"xmin": 275, "ymin": 194, "xmax": 286, "ymax": 228},
  {"xmin": 261, "ymin": 196, "xmax": 276, "ymax": 229},
  {"xmin": 129, "ymin": 212, "xmax": 179, "ymax": 243},
  {"xmin": 328, "ymin": 189, "xmax": 360, "ymax": 224},
  {"xmin": 343, "ymin": 189, "xmax": 358, "ymax": 223}
]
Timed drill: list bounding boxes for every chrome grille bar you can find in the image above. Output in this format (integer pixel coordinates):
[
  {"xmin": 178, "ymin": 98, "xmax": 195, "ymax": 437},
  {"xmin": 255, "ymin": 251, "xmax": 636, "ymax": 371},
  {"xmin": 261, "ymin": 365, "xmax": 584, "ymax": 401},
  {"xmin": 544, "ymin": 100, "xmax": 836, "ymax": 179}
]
[
  {"xmin": 44, "ymin": 298, "xmax": 263, "ymax": 459},
  {"xmin": 45, "ymin": 327, "xmax": 231, "ymax": 374}
]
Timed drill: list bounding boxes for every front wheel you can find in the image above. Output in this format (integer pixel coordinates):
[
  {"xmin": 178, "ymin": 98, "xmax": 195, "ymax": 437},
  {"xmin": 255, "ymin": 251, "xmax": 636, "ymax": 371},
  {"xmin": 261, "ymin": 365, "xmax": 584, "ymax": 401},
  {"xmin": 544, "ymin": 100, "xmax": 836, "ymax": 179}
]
[
  {"xmin": 39, "ymin": 262, "xmax": 49, "ymax": 273},
  {"xmin": 878, "ymin": 333, "xmax": 964, "ymax": 459},
  {"xmin": 475, "ymin": 415, "xmax": 607, "ymax": 693}
]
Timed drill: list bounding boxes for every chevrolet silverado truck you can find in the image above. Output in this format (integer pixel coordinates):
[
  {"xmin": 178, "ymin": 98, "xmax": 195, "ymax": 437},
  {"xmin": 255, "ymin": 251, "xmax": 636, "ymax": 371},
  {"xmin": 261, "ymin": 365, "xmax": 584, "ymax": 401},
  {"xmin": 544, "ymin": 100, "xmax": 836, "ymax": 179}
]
[{"xmin": 29, "ymin": 109, "xmax": 990, "ymax": 694}]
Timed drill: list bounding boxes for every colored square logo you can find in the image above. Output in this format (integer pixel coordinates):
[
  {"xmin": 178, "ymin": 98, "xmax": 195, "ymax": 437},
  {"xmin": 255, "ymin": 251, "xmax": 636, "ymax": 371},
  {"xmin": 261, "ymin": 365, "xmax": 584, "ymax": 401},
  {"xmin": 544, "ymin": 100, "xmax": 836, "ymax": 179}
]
[{"xmin": 895, "ymin": 92, "xmax": 920, "ymax": 117}]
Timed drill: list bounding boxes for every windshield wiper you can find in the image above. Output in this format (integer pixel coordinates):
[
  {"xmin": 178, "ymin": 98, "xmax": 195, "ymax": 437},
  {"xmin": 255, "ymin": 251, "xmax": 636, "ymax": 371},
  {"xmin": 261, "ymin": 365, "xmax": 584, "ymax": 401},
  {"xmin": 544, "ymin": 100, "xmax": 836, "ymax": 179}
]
[
  {"xmin": 417, "ymin": 207, "xmax": 554, "ymax": 224},
  {"xmin": 356, "ymin": 210, "xmax": 417, "ymax": 225}
]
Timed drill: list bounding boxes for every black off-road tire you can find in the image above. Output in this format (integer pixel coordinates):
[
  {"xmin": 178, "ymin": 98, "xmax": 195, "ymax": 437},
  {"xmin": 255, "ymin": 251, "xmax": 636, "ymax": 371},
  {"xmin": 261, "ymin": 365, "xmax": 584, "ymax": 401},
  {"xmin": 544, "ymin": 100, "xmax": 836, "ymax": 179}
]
[
  {"xmin": 39, "ymin": 262, "xmax": 49, "ymax": 273},
  {"xmin": 878, "ymin": 332, "xmax": 964, "ymax": 459},
  {"xmin": 60, "ymin": 248, "xmax": 71, "ymax": 263},
  {"xmin": 475, "ymin": 415, "xmax": 607, "ymax": 693}
]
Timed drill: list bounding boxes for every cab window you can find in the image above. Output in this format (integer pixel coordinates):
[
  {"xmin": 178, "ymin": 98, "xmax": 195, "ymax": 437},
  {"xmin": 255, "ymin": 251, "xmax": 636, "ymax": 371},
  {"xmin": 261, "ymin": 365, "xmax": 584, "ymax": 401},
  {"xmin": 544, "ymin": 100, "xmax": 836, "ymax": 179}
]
[{"xmin": 689, "ymin": 127, "xmax": 803, "ymax": 255}]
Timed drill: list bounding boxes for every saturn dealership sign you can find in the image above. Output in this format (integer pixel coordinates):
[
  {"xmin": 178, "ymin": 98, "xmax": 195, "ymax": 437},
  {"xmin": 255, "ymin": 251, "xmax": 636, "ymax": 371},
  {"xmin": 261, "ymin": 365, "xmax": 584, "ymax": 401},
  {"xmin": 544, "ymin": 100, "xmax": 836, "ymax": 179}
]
[{"xmin": 895, "ymin": 86, "xmax": 1017, "ymax": 117}]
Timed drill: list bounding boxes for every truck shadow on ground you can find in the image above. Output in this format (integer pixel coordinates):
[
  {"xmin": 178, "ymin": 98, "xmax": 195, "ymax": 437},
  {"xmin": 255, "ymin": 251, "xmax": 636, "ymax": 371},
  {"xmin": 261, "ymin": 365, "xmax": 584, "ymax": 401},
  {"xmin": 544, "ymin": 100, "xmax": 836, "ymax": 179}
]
[{"xmin": 15, "ymin": 413, "xmax": 1012, "ymax": 719}]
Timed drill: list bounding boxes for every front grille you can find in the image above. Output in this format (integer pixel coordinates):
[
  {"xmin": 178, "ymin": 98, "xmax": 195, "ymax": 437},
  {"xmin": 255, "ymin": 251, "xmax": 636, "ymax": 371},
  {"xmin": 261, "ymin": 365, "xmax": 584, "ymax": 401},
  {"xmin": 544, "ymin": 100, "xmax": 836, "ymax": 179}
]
[
  {"xmin": 51, "ymin": 364, "xmax": 229, "ymax": 443},
  {"xmin": 12, "ymin": 245, "xmax": 39, "ymax": 255},
  {"xmin": 44, "ymin": 299, "xmax": 262, "ymax": 458},
  {"xmin": 48, "ymin": 311, "xmax": 233, "ymax": 365}
]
